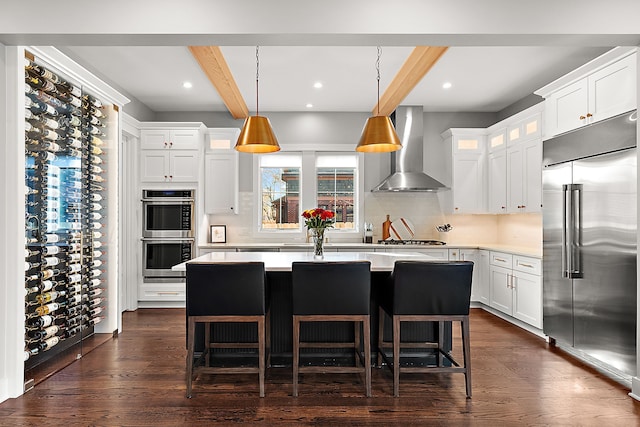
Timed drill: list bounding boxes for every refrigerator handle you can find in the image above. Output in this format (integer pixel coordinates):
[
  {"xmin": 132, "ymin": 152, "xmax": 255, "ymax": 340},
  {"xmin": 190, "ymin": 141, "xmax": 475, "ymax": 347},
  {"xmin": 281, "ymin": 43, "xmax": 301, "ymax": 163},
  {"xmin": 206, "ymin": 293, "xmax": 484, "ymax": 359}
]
[
  {"xmin": 570, "ymin": 184, "xmax": 583, "ymax": 278},
  {"xmin": 562, "ymin": 184, "xmax": 571, "ymax": 278},
  {"xmin": 563, "ymin": 184, "xmax": 583, "ymax": 278}
]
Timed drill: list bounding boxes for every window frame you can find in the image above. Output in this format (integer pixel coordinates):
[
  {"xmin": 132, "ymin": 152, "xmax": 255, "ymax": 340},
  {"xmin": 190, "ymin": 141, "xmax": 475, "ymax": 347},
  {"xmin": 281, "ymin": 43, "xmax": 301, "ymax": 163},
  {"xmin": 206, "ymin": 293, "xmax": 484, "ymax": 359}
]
[{"xmin": 252, "ymin": 150, "xmax": 364, "ymax": 239}]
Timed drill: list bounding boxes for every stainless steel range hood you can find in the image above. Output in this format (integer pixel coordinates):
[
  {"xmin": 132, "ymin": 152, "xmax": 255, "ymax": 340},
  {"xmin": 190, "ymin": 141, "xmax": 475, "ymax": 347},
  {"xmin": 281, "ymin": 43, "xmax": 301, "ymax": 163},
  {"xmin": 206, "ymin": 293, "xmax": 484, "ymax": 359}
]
[{"xmin": 372, "ymin": 106, "xmax": 446, "ymax": 192}]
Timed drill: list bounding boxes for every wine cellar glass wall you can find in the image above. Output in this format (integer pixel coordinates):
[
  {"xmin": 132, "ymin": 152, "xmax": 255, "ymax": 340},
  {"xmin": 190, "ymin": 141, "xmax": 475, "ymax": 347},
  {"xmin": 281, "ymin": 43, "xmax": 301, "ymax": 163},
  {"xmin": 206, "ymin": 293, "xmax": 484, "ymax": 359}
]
[{"xmin": 23, "ymin": 51, "xmax": 117, "ymax": 378}]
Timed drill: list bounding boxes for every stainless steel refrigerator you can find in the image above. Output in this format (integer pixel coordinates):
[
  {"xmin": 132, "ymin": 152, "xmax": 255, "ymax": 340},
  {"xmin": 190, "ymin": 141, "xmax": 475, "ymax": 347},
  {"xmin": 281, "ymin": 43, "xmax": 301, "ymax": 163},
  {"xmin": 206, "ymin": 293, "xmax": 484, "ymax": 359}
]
[{"xmin": 543, "ymin": 110, "xmax": 637, "ymax": 380}]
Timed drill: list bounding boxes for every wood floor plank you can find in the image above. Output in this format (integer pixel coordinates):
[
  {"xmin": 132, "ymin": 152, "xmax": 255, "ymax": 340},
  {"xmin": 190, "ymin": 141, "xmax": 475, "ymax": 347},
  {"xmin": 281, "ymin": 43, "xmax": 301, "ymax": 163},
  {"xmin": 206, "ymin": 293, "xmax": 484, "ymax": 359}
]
[{"xmin": 1, "ymin": 308, "xmax": 639, "ymax": 425}]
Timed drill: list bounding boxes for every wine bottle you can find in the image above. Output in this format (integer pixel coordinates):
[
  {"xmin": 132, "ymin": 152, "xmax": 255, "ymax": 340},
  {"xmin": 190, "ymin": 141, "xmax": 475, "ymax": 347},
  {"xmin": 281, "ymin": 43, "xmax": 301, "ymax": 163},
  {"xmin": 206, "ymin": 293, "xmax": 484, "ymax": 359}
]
[
  {"xmin": 90, "ymin": 156, "xmax": 103, "ymax": 165},
  {"xmin": 29, "ymin": 336, "xmax": 60, "ymax": 353},
  {"xmin": 24, "ymin": 261, "xmax": 40, "ymax": 271},
  {"xmin": 88, "ymin": 287, "xmax": 103, "ymax": 297},
  {"xmin": 92, "ymin": 250, "xmax": 103, "ymax": 258},
  {"xmin": 25, "ymin": 248, "xmax": 40, "ymax": 257},
  {"xmin": 92, "ymin": 231, "xmax": 103, "ymax": 239},
  {"xmin": 42, "ymin": 245, "xmax": 60, "ymax": 255},
  {"xmin": 90, "ymin": 193, "xmax": 103, "ymax": 201},
  {"xmin": 27, "ymin": 314, "xmax": 55, "ymax": 329},
  {"xmin": 90, "ymin": 212, "xmax": 103, "ymax": 221},
  {"xmin": 68, "ymin": 242, "xmax": 82, "ymax": 252},
  {"xmin": 88, "ymin": 316, "xmax": 105, "ymax": 326},
  {"xmin": 90, "ymin": 269, "xmax": 102, "ymax": 278},
  {"xmin": 36, "ymin": 290, "xmax": 67, "ymax": 305},
  {"xmin": 67, "ymin": 137, "xmax": 82, "ymax": 148},
  {"xmin": 93, "ymin": 241, "xmax": 103, "ymax": 248},
  {"xmin": 91, "ymin": 146, "xmax": 103, "ymax": 155},
  {"xmin": 42, "ymin": 233, "xmax": 60, "ymax": 243},
  {"xmin": 66, "ymin": 293, "xmax": 87, "ymax": 306},
  {"xmin": 91, "ymin": 174, "xmax": 105, "ymax": 183},
  {"xmin": 41, "ymin": 268, "xmax": 62, "ymax": 280},
  {"xmin": 92, "ymin": 222, "xmax": 103, "ymax": 230},
  {"xmin": 66, "ymin": 314, "xmax": 89, "ymax": 328},
  {"xmin": 68, "ymin": 263, "xmax": 82, "ymax": 273},
  {"xmin": 68, "ymin": 273, "xmax": 82, "ymax": 284},
  {"xmin": 87, "ymin": 305, "xmax": 104, "ymax": 317},
  {"xmin": 64, "ymin": 305, "xmax": 83, "ymax": 317},
  {"xmin": 34, "ymin": 302, "xmax": 62, "ymax": 316},
  {"xmin": 67, "ymin": 95, "xmax": 81, "ymax": 108},
  {"xmin": 91, "ymin": 203, "xmax": 103, "ymax": 212},
  {"xmin": 90, "ymin": 259, "xmax": 103, "ymax": 268},
  {"xmin": 90, "ymin": 107, "xmax": 106, "ymax": 118},
  {"xmin": 42, "ymin": 256, "xmax": 62, "ymax": 267}
]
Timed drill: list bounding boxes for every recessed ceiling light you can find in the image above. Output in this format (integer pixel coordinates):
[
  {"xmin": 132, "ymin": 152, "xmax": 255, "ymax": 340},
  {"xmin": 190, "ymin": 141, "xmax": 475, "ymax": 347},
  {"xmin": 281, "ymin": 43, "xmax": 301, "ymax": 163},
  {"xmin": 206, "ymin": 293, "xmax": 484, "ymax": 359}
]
[
  {"xmin": 306, "ymin": 103, "xmax": 313, "ymax": 108},
  {"xmin": 313, "ymin": 82, "xmax": 323, "ymax": 89},
  {"xmin": 442, "ymin": 82, "xmax": 452, "ymax": 89},
  {"xmin": 183, "ymin": 81, "xmax": 193, "ymax": 89}
]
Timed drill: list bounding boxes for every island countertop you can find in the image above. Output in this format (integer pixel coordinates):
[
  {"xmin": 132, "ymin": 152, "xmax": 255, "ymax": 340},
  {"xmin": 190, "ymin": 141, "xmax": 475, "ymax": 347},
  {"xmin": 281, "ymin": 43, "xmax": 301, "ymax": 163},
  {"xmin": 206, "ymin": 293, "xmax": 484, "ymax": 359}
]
[{"xmin": 173, "ymin": 251, "xmax": 441, "ymax": 272}]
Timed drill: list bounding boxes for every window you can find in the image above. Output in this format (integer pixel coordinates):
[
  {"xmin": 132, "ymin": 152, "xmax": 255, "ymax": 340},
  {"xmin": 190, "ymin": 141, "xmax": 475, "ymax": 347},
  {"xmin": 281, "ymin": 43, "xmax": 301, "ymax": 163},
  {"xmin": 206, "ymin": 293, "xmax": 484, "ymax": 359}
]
[
  {"xmin": 316, "ymin": 154, "xmax": 356, "ymax": 230},
  {"xmin": 257, "ymin": 152, "xmax": 361, "ymax": 234},
  {"xmin": 259, "ymin": 154, "xmax": 301, "ymax": 230}
]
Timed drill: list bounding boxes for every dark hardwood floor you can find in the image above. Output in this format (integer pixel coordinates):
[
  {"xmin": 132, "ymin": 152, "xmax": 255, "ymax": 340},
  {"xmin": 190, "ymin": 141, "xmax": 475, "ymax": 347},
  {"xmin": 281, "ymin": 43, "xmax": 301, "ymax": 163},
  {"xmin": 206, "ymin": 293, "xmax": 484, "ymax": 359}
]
[{"xmin": 1, "ymin": 308, "xmax": 639, "ymax": 426}]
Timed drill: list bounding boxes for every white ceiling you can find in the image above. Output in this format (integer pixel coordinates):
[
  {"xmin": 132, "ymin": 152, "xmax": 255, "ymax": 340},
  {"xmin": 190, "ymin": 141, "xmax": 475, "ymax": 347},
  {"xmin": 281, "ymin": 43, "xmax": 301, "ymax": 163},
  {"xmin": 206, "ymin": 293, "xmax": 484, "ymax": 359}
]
[{"xmin": 63, "ymin": 45, "xmax": 611, "ymax": 114}]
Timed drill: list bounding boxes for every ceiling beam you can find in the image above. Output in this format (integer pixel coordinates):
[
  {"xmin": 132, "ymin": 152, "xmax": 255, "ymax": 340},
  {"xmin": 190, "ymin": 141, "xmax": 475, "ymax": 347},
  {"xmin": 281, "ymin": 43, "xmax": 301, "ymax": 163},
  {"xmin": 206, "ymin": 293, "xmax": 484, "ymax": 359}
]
[
  {"xmin": 188, "ymin": 46, "xmax": 249, "ymax": 119},
  {"xmin": 373, "ymin": 46, "xmax": 449, "ymax": 116}
]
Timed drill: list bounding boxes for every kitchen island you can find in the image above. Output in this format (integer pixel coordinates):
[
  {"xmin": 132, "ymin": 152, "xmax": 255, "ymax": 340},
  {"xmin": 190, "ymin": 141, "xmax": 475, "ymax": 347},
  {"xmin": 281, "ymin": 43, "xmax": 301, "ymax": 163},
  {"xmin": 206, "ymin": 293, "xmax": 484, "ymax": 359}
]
[{"xmin": 174, "ymin": 251, "xmax": 453, "ymax": 367}]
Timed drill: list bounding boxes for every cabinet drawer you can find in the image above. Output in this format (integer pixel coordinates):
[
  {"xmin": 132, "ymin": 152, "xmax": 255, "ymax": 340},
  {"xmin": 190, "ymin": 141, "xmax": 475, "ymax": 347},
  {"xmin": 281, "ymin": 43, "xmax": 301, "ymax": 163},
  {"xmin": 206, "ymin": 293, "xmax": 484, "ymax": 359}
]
[
  {"xmin": 513, "ymin": 255, "xmax": 541, "ymax": 276},
  {"xmin": 139, "ymin": 282, "xmax": 185, "ymax": 301},
  {"xmin": 490, "ymin": 251, "xmax": 512, "ymax": 268}
]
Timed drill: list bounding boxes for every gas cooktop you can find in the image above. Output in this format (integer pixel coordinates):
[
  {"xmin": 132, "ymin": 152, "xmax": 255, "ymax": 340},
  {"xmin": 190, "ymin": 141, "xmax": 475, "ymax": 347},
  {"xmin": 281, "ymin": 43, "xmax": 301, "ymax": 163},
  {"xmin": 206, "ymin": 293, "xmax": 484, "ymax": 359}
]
[{"xmin": 377, "ymin": 239, "xmax": 446, "ymax": 246}]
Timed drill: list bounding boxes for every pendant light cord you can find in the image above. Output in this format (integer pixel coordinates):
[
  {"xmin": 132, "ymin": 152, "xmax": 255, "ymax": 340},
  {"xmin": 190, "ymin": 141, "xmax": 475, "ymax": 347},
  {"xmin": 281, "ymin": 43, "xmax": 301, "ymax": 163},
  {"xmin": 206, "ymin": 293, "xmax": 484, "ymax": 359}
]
[
  {"xmin": 376, "ymin": 46, "xmax": 381, "ymax": 116},
  {"xmin": 255, "ymin": 46, "xmax": 260, "ymax": 117}
]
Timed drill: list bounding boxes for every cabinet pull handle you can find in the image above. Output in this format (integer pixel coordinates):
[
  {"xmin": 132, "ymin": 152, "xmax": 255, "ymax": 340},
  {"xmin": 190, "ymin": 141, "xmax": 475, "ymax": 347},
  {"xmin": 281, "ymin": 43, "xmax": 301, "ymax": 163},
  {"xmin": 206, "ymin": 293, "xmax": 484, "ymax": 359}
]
[
  {"xmin": 579, "ymin": 115, "xmax": 586, "ymax": 120},
  {"xmin": 519, "ymin": 262, "xmax": 534, "ymax": 268},
  {"xmin": 495, "ymin": 257, "xmax": 506, "ymax": 262},
  {"xmin": 157, "ymin": 291, "xmax": 179, "ymax": 295}
]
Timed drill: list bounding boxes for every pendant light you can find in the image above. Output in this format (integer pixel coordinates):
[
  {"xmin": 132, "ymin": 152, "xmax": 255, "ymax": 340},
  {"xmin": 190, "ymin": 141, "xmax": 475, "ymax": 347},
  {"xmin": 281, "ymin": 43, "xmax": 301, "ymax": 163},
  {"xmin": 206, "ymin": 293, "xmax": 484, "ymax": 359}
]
[
  {"xmin": 356, "ymin": 47, "xmax": 402, "ymax": 153},
  {"xmin": 235, "ymin": 46, "xmax": 280, "ymax": 153}
]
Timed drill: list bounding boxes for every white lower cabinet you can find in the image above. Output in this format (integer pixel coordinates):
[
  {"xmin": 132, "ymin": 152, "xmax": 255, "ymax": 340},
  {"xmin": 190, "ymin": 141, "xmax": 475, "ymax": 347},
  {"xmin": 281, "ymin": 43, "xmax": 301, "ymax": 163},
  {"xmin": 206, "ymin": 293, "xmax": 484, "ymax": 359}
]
[
  {"xmin": 138, "ymin": 282, "xmax": 185, "ymax": 303},
  {"xmin": 488, "ymin": 251, "xmax": 542, "ymax": 329},
  {"xmin": 449, "ymin": 248, "xmax": 481, "ymax": 302}
]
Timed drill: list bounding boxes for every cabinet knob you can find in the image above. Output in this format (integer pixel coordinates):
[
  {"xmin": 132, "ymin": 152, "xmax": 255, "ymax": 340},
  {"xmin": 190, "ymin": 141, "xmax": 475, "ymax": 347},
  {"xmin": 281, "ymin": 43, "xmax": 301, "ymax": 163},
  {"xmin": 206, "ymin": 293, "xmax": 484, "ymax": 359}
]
[
  {"xmin": 164, "ymin": 141, "xmax": 168, "ymax": 147},
  {"xmin": 501, "ymin": 206, "xmax": 506, "ymax": 210},
  {"xmin": 586, "ymin": 113, "xmax": 593, "ymax": 118},
  {"xmin": 521, "ymin": 205, "xmax": 526, "ymax": 208},
  {"xmin": 164, "ymin": 175, "xmax": 168, "ymax": 179},
  {"xmin": 454, "ymin": 207, "xmax": 459, "ymax": 211},
  {"xmin": 230, "ymin": 207, "xmax": 234, "ymax": 210},
  {"xmin": 169, "ymin": 141, "xmax": 173, "ymax": 147},
  {"xmin": 169, "ymin": 175, "xmax": 173, "ymax": 180},
  {"xmin": 579, "ymin": 115, "xmax": 586, "ymax": 120}
]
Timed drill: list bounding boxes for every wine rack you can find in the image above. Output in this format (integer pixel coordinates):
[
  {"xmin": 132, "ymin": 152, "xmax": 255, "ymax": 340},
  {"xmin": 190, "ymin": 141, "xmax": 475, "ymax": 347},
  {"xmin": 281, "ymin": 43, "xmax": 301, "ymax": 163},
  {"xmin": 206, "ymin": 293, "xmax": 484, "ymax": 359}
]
[{"xmin": 23, "ymin": 53, "xmax": 112, "ymax": 370}]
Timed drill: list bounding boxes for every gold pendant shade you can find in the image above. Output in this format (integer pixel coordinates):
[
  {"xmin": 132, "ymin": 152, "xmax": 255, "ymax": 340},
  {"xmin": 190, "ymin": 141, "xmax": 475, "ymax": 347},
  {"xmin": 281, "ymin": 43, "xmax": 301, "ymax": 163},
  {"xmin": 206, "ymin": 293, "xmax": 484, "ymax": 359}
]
[
  {"xmin": 235, "ymin": 116, "xmax": 280, "ymax": 153},
  {"xmin": 356, "ymin": 116, "xmax": 402, "ymax": 153}
]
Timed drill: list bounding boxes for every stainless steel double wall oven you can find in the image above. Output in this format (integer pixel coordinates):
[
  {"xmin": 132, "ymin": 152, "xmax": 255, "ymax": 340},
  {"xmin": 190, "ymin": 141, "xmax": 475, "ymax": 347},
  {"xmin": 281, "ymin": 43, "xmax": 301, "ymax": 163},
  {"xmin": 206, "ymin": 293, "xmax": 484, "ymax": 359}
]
[{"xmin": 142, "ymin": 190, "xmax": 194, "ymax": 280}]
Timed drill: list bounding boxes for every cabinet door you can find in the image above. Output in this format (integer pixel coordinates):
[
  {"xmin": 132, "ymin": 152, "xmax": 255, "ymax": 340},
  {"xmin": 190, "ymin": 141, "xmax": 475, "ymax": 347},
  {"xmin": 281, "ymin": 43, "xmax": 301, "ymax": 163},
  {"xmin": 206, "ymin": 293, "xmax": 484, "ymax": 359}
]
[
  {"xmin": 512, "ymin": 270, "xmax": 542, "ymax": 328},
  {"xmin": 506, "ymin": 144, "xmax": 524, "ymax": 213},
  {"xmin": 459, "ymin": 249, "xmax": 479, "ymax": 302},
  {"xmin": 489, "ymin": 265, "xmax": 512, "ymax": 315},
  {"xmin": 170, "ymin": 129, "xmax": 200, "ymax": 150},
  {"xmin": 588, "ymin": 54, "xmax": 637, "ymax": 124},
  {"xmin": 545, "ymin": 79, "xmax": 588, "ymax": 136},
  {"xmin": 478, "ymin": 250, "xmax": 491, "ymax": 305},
  {"xmin": 521, "ymin": 138, "xmax": 542, "ymax": 213},
  {"xmin": 488, "ymin": 149, "xmax": 507, "ymax": 213},
  {"xmin": 140, "ymin": 150, "xmax": 170, "ymax": 182},
  {"xmin": 204, "ymin": 153, "xmax": 239, "ymax": 214},
  {"xmin": 169, "ymin": 152, "xmax": 199, "ymax": 182},
  {"xmin": 452, "ymin": 153, "xmax": 485, "ymax": 214},
  {"xmin": 140, "ymin": 129, "xmax": 171, "ymax": 150}
]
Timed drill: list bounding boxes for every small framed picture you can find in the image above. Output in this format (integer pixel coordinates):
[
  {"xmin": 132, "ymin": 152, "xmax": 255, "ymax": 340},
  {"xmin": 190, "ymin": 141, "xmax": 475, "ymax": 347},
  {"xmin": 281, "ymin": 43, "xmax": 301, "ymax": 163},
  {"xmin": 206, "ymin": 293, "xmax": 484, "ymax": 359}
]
[{"xmin": 210, "ymin": 225, "xmax": 226, "ymax": 243}]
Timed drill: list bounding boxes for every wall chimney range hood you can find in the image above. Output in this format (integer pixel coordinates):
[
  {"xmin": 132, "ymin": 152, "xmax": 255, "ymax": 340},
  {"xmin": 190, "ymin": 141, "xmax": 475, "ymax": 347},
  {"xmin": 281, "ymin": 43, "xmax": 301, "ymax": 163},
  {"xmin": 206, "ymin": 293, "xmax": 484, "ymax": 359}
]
[{"xmin": 372, "ymin": 106, "xmax": 447, "ymax": 192}]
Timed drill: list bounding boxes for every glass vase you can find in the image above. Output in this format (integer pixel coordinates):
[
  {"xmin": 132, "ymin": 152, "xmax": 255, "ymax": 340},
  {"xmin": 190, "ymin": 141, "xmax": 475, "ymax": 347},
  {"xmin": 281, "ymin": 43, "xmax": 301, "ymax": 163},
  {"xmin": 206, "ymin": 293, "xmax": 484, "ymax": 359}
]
[{"xmin": 311, "ymin": 228, "xmax": 325, "ymax": 259}]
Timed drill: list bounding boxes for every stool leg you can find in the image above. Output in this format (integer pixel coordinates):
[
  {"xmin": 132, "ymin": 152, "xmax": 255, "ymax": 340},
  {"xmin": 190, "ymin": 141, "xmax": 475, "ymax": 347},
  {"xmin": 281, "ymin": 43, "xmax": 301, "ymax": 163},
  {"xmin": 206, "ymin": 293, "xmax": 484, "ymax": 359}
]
[
  {"xmin": 377, "ymin": 306, "xmax": 384, "ymax": 368},
  {"xmin": 266, "ymin": 308, "xmax": 272, "ymax": 368},
  {"xmin": 354, "ymin": 321, "xmax": 361, "ymax": 367},
  {"xmin": 204, "ymin": 322, "xmax": 211, "ymax": 367},
  {"xmin": 393, "ymin": 316, "xmax": 400, "ymax": 397},
  {"xmin": 258, "ymin": 317, "xmax": 265, "ymax": 398},
  {"xmin": 293, "ymin": 315, "xmax": 300, "ymax": 397},
  {"xmin": 438, "ymin": 321, "xmax": 445, "ymax": 367},
  {"xmin": 363, "ymin": 316, "xmax": 372, "ymax": 397},
  {"xmin": 462, "ymin": 316, "xmax": 472, "ymax": 398},
  {"xmin": 186, "ymin": 317, "xmax": 196, "ymax": 398}
]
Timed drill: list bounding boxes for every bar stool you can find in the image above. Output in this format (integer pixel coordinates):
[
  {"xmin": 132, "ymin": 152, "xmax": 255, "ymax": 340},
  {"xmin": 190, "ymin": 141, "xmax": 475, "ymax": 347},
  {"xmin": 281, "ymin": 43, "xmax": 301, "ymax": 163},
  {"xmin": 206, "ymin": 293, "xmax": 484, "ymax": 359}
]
[
  {"xmin": 291, "ymin": 261, "xmax": 372, "ymax": 397},
  {"xmin": 186, "ymin": 262, "xmax": 268, "ymax": 398},
  {"xmin": 377, "ymin": 261, "xmax": 474, "ymax": 397}
]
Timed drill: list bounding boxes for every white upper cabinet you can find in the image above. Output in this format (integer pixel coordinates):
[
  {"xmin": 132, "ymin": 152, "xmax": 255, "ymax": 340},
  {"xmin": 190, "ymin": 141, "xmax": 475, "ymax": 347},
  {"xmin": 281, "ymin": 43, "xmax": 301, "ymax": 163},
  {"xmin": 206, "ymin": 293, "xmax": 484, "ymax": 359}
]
[
  {"xmin": 441, "ymin": 129, "xmax": 486, "ymax": 214},
  {"xmin": 139, "ymin": 123, "xmax": 205, "ymax": 183},
  {"xmin": 536, "ymin": 47, "xmax": 637, "ymax": 138},
  {"xmin": 204, "ymin": 128, "xmax": 240, "ymax": 215},
  {"xmin": 140, "ymin": 128, "xmax": 201, "ymax": 150},
  {"xmin": 486, "ymin": 106, "xmax": 543, "ymax": 215}
]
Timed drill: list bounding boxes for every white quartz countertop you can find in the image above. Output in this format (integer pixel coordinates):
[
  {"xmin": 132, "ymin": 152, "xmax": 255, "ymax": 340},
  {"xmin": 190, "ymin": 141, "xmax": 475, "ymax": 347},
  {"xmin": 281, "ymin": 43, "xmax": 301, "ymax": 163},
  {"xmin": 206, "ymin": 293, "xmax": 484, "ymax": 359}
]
[
  {"xmin": 173, "ymin": 251, "xmax": 444, "ymax": 272},
  {"xmin": 197, "ymin": 242, "xmax": 542, "ymax": 258}
]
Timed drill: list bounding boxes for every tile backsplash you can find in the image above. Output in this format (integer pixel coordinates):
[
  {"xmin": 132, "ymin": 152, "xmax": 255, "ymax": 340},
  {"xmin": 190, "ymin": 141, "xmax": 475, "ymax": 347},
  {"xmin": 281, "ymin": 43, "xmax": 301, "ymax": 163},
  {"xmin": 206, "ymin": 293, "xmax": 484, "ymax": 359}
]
[{"xmin": 204, "ymin": 191, "xmax": 542, "ymax": 252}]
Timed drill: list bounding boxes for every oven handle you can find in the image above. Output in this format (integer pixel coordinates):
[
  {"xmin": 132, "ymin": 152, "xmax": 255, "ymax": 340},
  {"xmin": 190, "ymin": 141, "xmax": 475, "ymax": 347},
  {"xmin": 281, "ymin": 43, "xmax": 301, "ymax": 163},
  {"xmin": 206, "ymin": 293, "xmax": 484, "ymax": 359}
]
[
  {"xmin": 141, "ymin": 237, "xmax": 195, "ymax": 242},
  {"xmin": 141, "ymin": 198, "xmax": 194, "ymax": 203}
]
